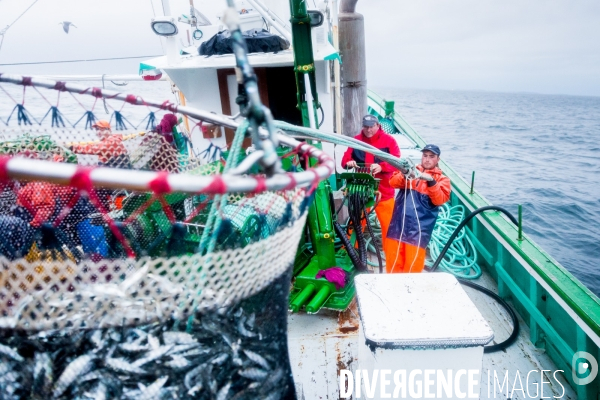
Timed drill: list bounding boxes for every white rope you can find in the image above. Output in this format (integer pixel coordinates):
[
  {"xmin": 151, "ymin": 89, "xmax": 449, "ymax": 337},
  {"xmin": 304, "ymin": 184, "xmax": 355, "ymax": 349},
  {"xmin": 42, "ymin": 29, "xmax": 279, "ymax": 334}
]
[{"xmin": 0, "ymin": 0, "xmax": 40, "ymax": 55}]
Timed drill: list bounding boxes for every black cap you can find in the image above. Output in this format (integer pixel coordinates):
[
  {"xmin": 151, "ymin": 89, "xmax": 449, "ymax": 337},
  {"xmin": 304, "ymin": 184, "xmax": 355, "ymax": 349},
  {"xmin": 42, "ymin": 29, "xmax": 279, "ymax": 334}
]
[
  {"xmin": 421, "ymin": 144, "xmax": 441, "ymax": 156},
  {"xmin": 362, "ymin": 115, "xmax": 379, "ymax": 127}
]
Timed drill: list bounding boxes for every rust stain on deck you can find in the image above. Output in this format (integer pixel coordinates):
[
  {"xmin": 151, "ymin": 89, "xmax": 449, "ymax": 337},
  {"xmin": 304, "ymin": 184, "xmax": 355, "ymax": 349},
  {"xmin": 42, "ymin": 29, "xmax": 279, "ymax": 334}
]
[{"xmin": 337, "ymin": 298, "xmax": 359, "ymax": 334}]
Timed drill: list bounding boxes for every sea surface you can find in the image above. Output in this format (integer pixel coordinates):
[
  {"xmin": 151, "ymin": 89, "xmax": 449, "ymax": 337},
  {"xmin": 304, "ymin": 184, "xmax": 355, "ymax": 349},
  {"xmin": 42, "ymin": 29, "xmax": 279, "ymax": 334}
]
[
  {"xmin": 0, "ymin": 80, "xmax": 599, "ymax": 295},
  {"xmin": 375, "ymin": 87, "xmax": 600, "ymax": 296}
]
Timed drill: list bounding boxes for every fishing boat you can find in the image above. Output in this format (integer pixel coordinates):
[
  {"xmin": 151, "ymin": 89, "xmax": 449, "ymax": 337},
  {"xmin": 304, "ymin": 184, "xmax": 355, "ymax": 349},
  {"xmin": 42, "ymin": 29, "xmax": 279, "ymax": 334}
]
[
  {"xmin": 136, "ymin": 1, "xmax": 599, "ymax": 398},
  {"xmin": 0, "ymin": 0, "xmax": 598, "ymax": 399}
]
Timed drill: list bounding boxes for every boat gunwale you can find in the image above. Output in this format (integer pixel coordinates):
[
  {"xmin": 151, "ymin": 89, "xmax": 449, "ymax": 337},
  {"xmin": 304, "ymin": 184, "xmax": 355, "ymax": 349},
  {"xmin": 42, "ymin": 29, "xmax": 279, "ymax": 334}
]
[{"xmin": 367, "ymin": 89, "xmax": 600, "ymax": 338}]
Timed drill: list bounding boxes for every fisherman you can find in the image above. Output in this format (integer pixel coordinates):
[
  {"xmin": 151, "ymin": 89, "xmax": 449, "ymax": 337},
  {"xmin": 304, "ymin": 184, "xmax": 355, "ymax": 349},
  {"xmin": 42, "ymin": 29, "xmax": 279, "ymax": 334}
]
[
  {"xmin": 386, "ymin": 144, "xmax": 451, "ymax": 273},
  {"xmin": 341, "ymin": 115, "xmax": 401, "ymax": 261},
  {"xmin": 70, "ymin": 120, "xmax": 131, "ymax": 169}
]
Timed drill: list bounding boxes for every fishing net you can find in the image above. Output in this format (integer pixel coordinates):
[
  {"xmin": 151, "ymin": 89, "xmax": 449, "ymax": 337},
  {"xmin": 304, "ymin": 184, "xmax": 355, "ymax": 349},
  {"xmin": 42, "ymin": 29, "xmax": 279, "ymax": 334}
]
[{"xmin": 0, "ymin": 73, "xmax": 333, "ymax": 399}]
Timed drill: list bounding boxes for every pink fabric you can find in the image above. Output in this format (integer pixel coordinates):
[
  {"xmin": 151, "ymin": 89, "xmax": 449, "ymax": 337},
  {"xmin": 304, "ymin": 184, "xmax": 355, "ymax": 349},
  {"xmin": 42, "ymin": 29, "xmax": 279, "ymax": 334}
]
[
  {"xmin": 156, "ymin": 113, "xmax": 178, "ymax": 144},
  {"xmin": 316, "ymin": 267, "xmax": 347, "ymax": 290}
]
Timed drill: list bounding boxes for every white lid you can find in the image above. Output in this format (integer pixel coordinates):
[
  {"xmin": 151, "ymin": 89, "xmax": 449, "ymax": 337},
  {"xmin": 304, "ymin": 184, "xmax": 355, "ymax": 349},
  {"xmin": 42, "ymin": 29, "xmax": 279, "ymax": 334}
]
[{"xmin": 355, "ymin": 273, "xmax": 494, "ymax": 348}]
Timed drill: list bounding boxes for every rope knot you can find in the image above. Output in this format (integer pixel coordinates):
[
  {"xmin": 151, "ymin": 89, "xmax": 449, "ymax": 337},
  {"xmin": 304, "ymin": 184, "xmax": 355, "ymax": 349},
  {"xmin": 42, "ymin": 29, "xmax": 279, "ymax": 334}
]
[
  {"xmin": 69, "ymin": 167, "xmax": 94, "ymax": 192},
  {"xmin": 91, "ymin": 87, "xmax": 103, "ymax": 98},
  {"xmin": 125, "ymin": 94, "xmax": 137, "ymax": 104},
  {"xmin": 202, "ymin": 176, "xmax": 227, "ymax": 194},
  {"xmin": 53, "ymin": 81, "xmax": 67, "ymax": 91},
  {"xmin": 254, "ymin": 176, "xmax": 267, "ymax": 194},
  {"xmin": 0, "ymin": 156, "xmax": 11, "ymax": 182},
  {"xmin": 149, "ymin": 172, "xmax": 171, "ymax": 195}
]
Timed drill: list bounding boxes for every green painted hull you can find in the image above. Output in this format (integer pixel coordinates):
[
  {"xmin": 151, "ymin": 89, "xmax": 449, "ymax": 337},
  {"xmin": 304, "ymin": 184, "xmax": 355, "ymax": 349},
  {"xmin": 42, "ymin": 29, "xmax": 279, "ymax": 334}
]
[{"xmin": 368, "ymin": 89, "xmax": 600, "ymax": 398}]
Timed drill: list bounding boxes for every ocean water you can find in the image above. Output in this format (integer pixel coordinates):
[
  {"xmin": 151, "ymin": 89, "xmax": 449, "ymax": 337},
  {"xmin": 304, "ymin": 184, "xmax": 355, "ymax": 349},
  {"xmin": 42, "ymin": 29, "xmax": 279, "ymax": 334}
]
[
  {"xmin": 375, "ymin": 87, "xmax": 600, "ymax": 296},
  {"xmin": 0, "ymin": 80, "xmax": 599, "ymax": 296}
]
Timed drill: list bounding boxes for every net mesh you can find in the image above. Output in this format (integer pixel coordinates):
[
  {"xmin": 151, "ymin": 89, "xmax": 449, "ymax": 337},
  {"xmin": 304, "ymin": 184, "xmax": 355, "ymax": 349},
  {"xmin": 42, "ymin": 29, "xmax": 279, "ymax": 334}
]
[{"xmin": 0, "ymin": 76, "xmax": 328, "ymax": 399}]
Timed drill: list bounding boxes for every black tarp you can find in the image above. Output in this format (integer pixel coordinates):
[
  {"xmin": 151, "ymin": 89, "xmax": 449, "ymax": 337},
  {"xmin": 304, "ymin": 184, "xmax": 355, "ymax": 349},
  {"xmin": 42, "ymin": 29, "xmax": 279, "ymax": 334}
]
[{"xmin": 199, "ymin": 29, "xmax": 290, "ymax": 56}]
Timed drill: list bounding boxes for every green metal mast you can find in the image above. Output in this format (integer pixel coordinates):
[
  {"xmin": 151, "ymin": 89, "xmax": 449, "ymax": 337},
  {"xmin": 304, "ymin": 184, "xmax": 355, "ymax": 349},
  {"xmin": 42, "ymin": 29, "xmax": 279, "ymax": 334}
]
[
  {"xmin": 289, "ymin": 0, "xmax": 320, "ymax": 128},
  {"xmin": 288, "ymin": 0, "xmax": 334, "ymax": 271}
]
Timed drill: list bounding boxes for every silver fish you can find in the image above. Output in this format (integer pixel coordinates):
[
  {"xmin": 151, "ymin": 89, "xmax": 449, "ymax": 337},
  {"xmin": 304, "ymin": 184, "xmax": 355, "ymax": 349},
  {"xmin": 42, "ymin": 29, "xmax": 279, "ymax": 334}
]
[
  {"xmin": 169, "ymin": 343, "xmax": 202, "ymax": 354},
  {"xmin": 211, "ymin": 353, "xmax": 229, "ymax": 365},
  {"xmin": 77, "ymin": 370, "xmax": 104, "ymax": 384},
  {"xmin": 0, "ymin": 343, "xmax": 24, "ymax": 362},
  {"xmin": 238, "ymin": 368, "xmax": 269, "ymax": 381},
  {"xmin": 178, "ymin": 347, "xmax": 211, "ymax": 358},
  {"xmin": 105, "ymin": 357, "xmax": 147, "ymax": 374},
  {"xmin": 131, "ymin": 345, "xmax": 173, "ymax": 367},
  {"xmin": 238, "ymin": 316, "xmax": 257, "ymax": 337},
  {"xmin": 147, "ymin": 334, "xmax": 160, "ymax": 350},
  {"xmin": 162, "ymin": 331, "xmax": 197, "ymax": 345},
  {"xmin": 165, "ymin": 355, "xmax": 191, "ymax": 369},
  {"xmin": 52, "ymin": 354, "xmax": 96, "ymax": 397},
  {"xmin": 33, "ymin": 352, "xmax": 53, "ymax": 393},
  {"xmin": 184, "ymin": 364, "xmax": 207, "ymax": 390},
  {"xmin": 118, "ymin": 342, "xmax": 150, "ymax": 352},
  {"xmin": 243, "ymin": 349, "xmax": 270, "ymax": 370},
  {"xmin": 138, "ymin": 376, "xmax": 168, "ymax": 400},
  {"xmin": 216, "ymin": 381, "xmax": 232, "ymax": 400}
]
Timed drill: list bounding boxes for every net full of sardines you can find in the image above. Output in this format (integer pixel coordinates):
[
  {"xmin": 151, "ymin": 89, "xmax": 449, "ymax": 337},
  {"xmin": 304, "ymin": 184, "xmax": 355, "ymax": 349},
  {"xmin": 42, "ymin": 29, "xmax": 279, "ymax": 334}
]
[{"xmin": 0, "ymin": 64, "xmax": 334, "ymax": 400}]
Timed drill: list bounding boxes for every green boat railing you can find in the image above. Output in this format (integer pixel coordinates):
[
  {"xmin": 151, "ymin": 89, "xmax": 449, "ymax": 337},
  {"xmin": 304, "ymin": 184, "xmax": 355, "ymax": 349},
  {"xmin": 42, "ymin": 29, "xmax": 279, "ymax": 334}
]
[{"xmin": 368, "ymin": 89, "xmax": 600, "ymax": 398}]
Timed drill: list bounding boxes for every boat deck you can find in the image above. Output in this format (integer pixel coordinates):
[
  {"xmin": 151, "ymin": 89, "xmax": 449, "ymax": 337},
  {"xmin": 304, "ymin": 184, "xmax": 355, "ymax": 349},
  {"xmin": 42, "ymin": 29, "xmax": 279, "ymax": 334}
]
[{"xmin": 288, "ymin": 268, "xmax": 577, "ymax": 399}]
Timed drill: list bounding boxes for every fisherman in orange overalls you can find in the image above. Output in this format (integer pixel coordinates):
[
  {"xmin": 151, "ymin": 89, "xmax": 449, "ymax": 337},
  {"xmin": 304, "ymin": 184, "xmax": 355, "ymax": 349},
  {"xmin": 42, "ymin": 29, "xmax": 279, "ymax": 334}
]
[
  {"xmin": 341, "ymin": 115, "xmax": 401, "ymax": 262},
  {"xmin": 70, "ymin": 120, "xmax": 131, "ymax": 168},
  {"xmin": 386, "ymin": 144, "xmax": 451, "ymax": 273}
]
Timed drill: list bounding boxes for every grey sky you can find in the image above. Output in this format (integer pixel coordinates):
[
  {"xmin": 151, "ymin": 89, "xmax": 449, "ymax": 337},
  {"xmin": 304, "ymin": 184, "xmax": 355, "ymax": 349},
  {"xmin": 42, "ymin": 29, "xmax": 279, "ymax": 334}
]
[{"xmin": 1, "ymin": 0, "xmax": 599, "ymax": 96}]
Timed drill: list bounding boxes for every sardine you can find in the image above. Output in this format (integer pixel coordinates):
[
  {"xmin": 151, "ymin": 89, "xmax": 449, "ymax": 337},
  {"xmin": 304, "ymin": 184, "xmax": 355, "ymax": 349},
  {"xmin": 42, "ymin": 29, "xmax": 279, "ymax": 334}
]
[
  {"xmin": 169, "ymin": 343, "xmax": 202, "ymax": 354},
  {"xmin": 32, "ymin": 352, "xmax": 53, "ymax": 394},
  {"xmin": 243, "ymin": 349, "xmax": 270, "ymax": 370},
  {"xmin": 105, "ymin": 357, "xmax": 147, "ymax": 375},
  {"xmin": 162, "ymin": 331, "xmax": 197, "ymax": 345},
  {"xmin": 138, "ymin": 376, "xmax": 168, "ymax": 400},
  {"xmin": 52, "ymin": 354, "xmax": 96, "ymax": 397},
  {"xmin": 238, "ymin": 316, "xmax": 258, "ymax": 338},
  {"xmin": 118, "ymin": 342, "xmax": 150, "ymax": 352},
  {"xmin": 0, "ymin": 343, "xmax": 24, "ymax": 362},
  {"xmin": 211, "ymin": 353, "xmax": 229, "ymax": 365},
  {"xmin": 165, "ymin": 355, "xmax": 191, "ymax": 369},
  {"xmin": 216, "ymin": 381, "xmax": 232, "ymax": 400},
  {"xmin": 147, "ymin": 334, "xmax": 160, "ymax": 350},
  {"xmin": 238, "ymin": 367, "xmax": 269, "ymax": 381},
  {"xmin": 77, "ymin": 370, "xmax": 104, "ymax": 384},
  {"xmin": 131, "ymin": 345, "xmax": 173, "ymax": 367}
]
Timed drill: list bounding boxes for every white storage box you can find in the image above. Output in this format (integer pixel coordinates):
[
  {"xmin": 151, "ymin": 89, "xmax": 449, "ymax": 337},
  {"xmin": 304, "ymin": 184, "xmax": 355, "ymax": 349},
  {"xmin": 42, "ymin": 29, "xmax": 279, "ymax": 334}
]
[{"xmin": 354, "ymin": 273, "xmax": 494, "ymax": 399}]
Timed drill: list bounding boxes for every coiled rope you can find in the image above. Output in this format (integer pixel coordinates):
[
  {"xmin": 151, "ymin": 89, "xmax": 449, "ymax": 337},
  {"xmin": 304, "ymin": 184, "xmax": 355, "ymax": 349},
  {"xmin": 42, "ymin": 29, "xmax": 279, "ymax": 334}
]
[
  {"xmin": 426, "ymin": 203, "xmax": 481, "ymax": 279},
  {"xmin": 362, "ymin": 203, "xmax": 480, "ymax": 278}
]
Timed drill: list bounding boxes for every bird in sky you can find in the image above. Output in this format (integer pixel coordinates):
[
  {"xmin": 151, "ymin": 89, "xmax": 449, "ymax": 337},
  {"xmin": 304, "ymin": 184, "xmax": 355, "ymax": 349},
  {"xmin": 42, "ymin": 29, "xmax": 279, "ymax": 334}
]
[{"xmin": 59, "ymin": 21, "xmax": 77, "ymax": 34}]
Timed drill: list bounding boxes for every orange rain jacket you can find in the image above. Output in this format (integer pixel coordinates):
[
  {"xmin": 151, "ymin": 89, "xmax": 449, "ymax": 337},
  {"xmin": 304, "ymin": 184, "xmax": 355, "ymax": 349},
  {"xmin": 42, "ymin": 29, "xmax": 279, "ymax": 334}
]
[
  {"xmin": 387, "ymin": 165, "xmax": 451, "ymax": 249},
  {"xmin": 72, "ymin": 135, "xmax": 129, "ymax": 165}
]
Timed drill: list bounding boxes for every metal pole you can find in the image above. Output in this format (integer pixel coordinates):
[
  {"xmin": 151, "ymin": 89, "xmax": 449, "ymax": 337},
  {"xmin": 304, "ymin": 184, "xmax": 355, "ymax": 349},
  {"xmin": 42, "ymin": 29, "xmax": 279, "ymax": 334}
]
[
  {"xmin": 245, "ymin": 0, "xmax": 292, "ymax": 42},
  {"xmin": 469, "ymin": 171, "xmax": 475, "ymax": 194},
  {"xmin": 160, "ymin": 0, "xmax": 179, "ymax": 65},
  {"xmin": 305, "ymin": 74, "xmax": 317, "ymax": 129},
  {"xmin": 331, "ymin": 0, "xmax": 343, "ymax": 135},
  {"xmin": 518, "ymin": 205, "xmax": 523, "ymax": 241},
  {"xmin": 339, "ymin": 0, "xmax": 366, "ymax": 136},
  {"xmin": 289, "ymin": 0, "xmax": 319, "ymax": 128}
]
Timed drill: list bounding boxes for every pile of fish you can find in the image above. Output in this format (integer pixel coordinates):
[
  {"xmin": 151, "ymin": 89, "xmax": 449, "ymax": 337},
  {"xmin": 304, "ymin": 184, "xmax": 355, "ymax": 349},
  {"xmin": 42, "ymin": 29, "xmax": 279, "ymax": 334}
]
[
  {"xmin": 0, "ymin": 304, "xmax": 292, "ymax": 399},
  {"xmin": 0, "ymin": 263, "xmax": 194, "ymax": 331}
]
